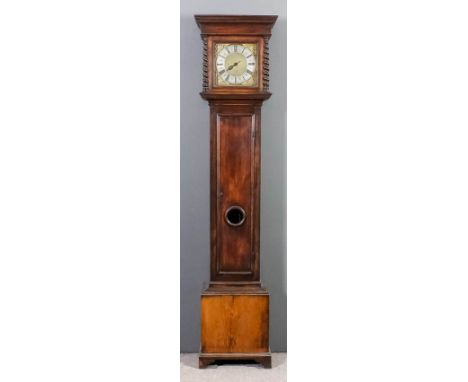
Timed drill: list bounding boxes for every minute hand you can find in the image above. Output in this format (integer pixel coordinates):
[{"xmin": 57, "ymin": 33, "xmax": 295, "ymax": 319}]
[{"xmin": 227, "ymin": 61, "xmax": 241, "ymax": 71}]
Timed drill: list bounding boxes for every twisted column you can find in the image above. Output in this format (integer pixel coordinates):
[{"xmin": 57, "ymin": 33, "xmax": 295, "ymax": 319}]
[
  {"xmin": 263, "ymin": 37, "xmax": 270, "ymax": 91},
  {"xmin": 202, "ymin": 36, "xmax": 208, "ymax": 92}
]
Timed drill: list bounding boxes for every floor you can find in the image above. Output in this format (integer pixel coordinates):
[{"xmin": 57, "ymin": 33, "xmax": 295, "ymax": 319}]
[{"xmin": 180, "ymin": 353, "xmax": 287, "ymax": 382}]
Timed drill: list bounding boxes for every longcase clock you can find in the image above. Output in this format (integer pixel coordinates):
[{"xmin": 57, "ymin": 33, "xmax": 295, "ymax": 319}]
[{"xmin": 195, "ymin": 15, "xmax": 277, "ymax": 369}]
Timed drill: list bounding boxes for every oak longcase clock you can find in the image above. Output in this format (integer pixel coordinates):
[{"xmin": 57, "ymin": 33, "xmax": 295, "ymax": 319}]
[{"xmin": 195, "ymin": 15, "xmax": 277, "ymax": 369}]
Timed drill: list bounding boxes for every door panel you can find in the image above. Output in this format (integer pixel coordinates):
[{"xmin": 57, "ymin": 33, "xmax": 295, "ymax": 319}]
[{"xmin": 216, "ymin": 113, "xmax": 255, "ymax": 274}]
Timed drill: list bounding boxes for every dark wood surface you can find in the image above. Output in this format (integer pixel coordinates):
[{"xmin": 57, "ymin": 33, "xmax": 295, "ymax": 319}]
[
  {"xmin": 195, "ymin": 15, "xmax": 277, "ymax": 37},
  {"xmin": 210, "ymin": 103, "xmax": 262, "ymax": 283},
  {"xmin": 218, "ymin": 113, "xmax": 254, "ymax": 273},
  {"xmin": 199, "ymin": 352, "xmax": 272, "ymax": 369},
  {"xmin": 202, "ymin": 284, "xmax": 269, "ymax": 295},
  {"xmin": 195, "ymin": 15, "xmax": 277, "ymax": 369}
]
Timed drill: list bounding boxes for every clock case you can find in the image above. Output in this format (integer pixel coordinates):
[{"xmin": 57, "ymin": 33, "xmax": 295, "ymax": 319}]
[
  {"xmin": 196, "ymin": 15, "xmax": 275, "ymax": 96},
  {"xmin": 195, "ymin": 15, "xmax": 277, "ymax": 369}
]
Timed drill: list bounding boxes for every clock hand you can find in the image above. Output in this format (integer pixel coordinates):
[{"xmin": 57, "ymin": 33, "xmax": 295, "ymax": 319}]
[{"xmin": 227, "ymin": 61, "xmax": 241, "ymax": 71}]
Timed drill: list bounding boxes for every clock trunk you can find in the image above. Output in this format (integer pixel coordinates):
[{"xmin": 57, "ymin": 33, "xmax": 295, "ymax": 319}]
[{"xmin": 210, "ymin": 104, "xmax": 261, "ymax": 284}]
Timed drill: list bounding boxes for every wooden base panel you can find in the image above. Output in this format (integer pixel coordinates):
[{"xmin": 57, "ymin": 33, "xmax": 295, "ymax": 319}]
[
  {"xmin": 201, "ymin": 293, "xmax": 269, "ymax": 354},
  {"xmin": 200, "ymin": 290, "xmax": 270, "ymax": 369},
  {"xmin": 199, "ymin": 351, "xmax": 272, "ymax": 369}
]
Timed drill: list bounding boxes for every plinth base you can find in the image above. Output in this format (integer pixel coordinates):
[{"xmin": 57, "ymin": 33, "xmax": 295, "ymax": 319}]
[
  {"xmin": 199, "ymin": 287, "xmax": 270, "ymax": 369},
  {"xmin": 199, "ymin": 350, "xmax": 272, "ymax": 368}
]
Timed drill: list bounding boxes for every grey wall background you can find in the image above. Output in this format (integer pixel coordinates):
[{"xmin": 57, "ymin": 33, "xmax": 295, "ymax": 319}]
[{"xmin": 180, "ymin": 0, "xmax": 287, "ymax": 352}]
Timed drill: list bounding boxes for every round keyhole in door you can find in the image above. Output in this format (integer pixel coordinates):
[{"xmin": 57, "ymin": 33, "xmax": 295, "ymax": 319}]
[{"xmin": 225, "ymin": 206, "xmax": 246, "ymax": 227}]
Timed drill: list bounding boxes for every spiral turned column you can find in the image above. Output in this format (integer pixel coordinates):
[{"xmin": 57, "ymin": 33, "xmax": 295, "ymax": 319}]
[
  {"xmin": 202, "ymin": 36, "xmax": 208, "ymax": 92},
  {"xmin": 263, "ymin": 37, "xmax": 270, "ymax": 91}
]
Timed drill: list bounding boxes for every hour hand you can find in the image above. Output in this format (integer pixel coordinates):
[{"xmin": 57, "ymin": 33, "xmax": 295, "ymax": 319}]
[{"xmin": 227, "ymin": 61, "xmax": 241, "ymax": 71}]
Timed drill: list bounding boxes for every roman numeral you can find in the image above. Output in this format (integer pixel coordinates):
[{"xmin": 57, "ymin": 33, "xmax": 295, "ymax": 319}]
[{"xmin": 219, "ymin": 69, "xmax": 225, "ymax": 75}]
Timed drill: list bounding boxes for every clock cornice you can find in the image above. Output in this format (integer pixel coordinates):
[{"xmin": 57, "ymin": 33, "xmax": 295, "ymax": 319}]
[
  {"xmin": 195, "ymin": 15, "xmax": 277, "ymax": 36},
  {"xmin": 195, "ymin": 15, "xmax": 278, "ymax": 37}
]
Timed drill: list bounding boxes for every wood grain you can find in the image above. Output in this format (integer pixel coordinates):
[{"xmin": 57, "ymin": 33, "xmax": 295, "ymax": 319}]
[
  {"xmin": 201, "ymin": 294, "xmax": 269, "ymax": 354},
  {"xmin": 209, "ymin": 104, "xmax": 262, "ymax": 283},
  {"xmin": 218, "ymin": 113, "xmax": 254, "ymax": 273}
]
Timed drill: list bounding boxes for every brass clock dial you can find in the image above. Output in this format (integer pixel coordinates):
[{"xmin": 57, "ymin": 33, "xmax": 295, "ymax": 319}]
[{"xmin": 214, "ymin": 43, "xmax": 258, "ymax": 87}]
